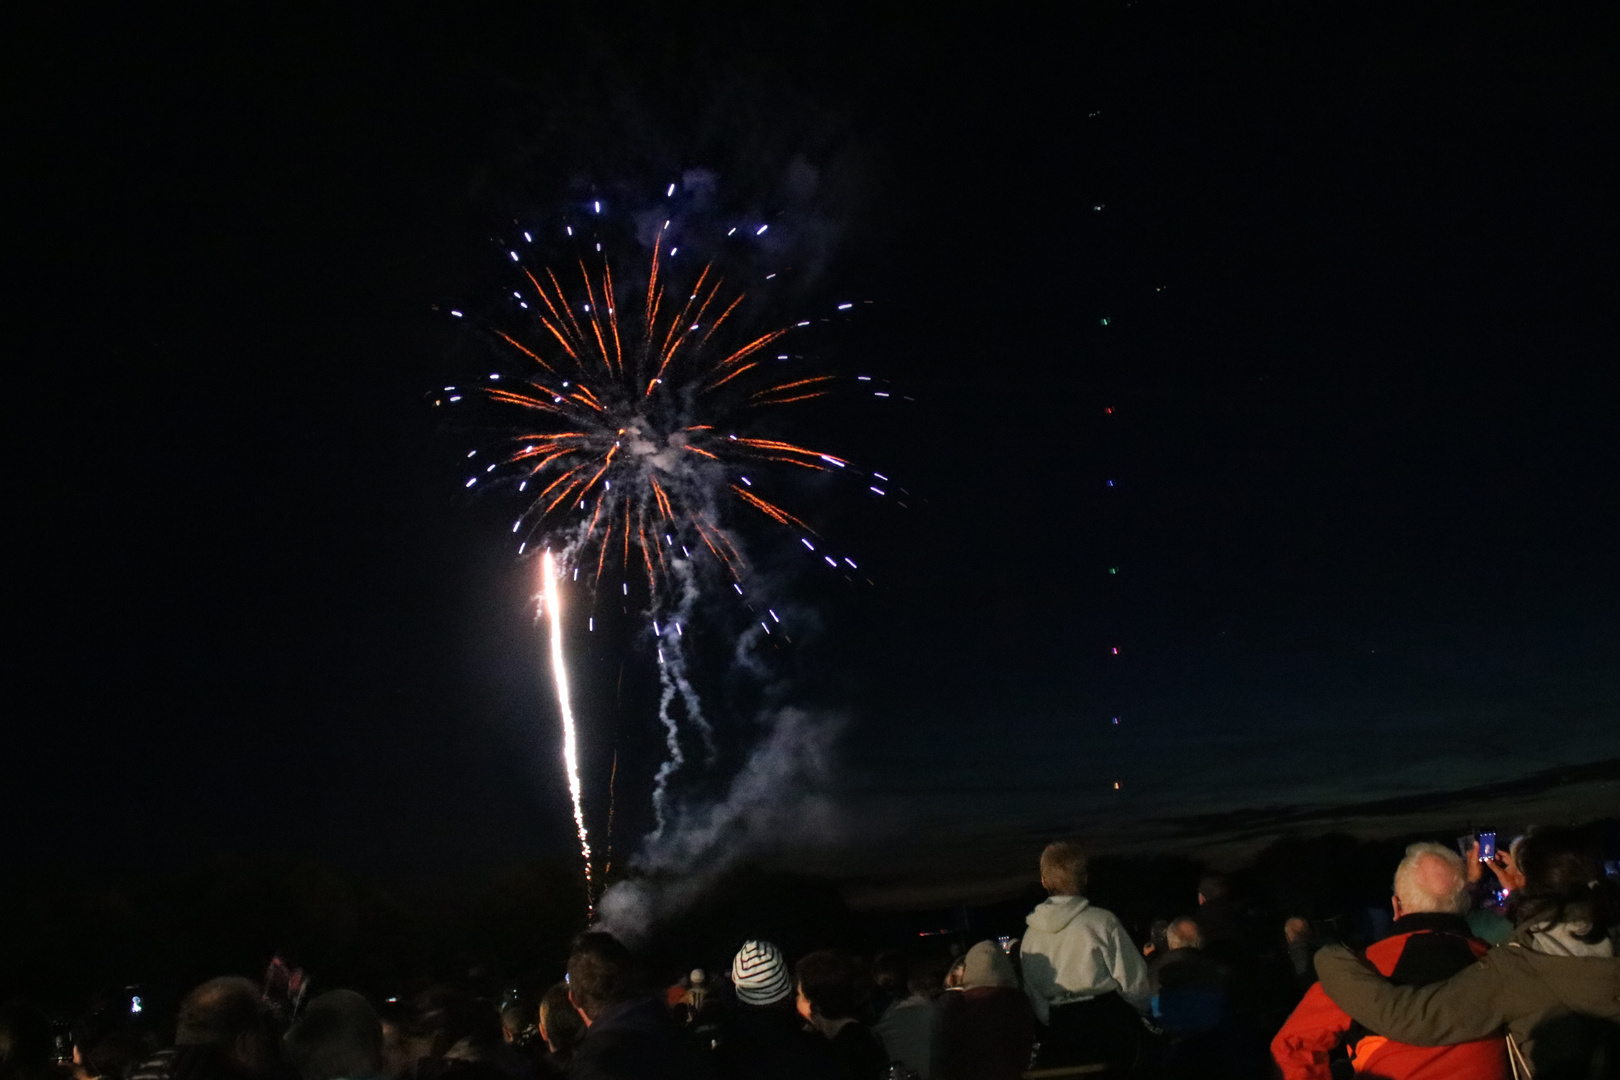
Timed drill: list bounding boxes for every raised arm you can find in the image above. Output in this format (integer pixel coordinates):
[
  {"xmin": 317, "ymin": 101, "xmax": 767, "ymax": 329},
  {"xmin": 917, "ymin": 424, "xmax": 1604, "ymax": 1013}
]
[{"xmin": 1312, "ymin": 945, "xmax": 1508, "ymax": 1046}]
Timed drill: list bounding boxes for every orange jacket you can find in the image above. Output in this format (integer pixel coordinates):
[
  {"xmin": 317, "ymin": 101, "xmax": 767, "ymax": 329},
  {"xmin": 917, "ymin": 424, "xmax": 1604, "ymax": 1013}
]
[{"xmin": 1271, "ymin": 914, "xmax": 1508, "ymax": 1080}]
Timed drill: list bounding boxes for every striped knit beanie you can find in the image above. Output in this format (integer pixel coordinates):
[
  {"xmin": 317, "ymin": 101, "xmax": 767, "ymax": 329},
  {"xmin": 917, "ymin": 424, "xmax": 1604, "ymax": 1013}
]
[{"xmin": 731, "ymin": 939, "xmax": 793, "ymax": 1005}]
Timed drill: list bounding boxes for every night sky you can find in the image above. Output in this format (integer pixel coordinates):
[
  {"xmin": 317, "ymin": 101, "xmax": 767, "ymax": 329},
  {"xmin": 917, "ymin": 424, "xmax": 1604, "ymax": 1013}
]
[{"xmin": 15, "ymin": 3, "xmax": 1620, "ymax": 904}]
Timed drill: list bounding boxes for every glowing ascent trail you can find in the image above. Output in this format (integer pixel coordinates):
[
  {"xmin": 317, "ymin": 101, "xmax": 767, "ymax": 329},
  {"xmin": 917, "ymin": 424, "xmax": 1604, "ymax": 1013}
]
[{"xmin": 541, "ymin": 550, "xmax": 593, "ymax": 911}]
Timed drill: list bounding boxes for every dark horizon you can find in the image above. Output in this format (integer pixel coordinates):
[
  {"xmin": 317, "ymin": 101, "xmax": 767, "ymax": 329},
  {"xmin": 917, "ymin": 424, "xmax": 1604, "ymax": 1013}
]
[{"xmin": 13, "ymin": 1, "xmax": 1619, "ymax": 908}]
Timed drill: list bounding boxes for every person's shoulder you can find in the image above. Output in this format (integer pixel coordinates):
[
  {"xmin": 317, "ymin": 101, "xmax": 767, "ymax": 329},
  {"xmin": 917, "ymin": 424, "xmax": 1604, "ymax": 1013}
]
[
  {"xmin": 1364, "ymin": 930, "xmax": 1414, "ymax": 966},
  {"xmin": 128, "ymin": 1049, "xmax": 179, "ymax": 1080},
  {"xmin": 1078, "ymin": 901, "xmax": 1126, "ymax": 929}
]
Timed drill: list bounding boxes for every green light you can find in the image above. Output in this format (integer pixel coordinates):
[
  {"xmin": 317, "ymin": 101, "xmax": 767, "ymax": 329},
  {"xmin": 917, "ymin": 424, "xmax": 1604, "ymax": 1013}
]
[
  {"xmin": 1108, "ymin": 567, "xmax": 1118, "ymax": 574},
  {"xmin": 1099, "ymin": 317, "xmax": 1110, "ymax": 326}
]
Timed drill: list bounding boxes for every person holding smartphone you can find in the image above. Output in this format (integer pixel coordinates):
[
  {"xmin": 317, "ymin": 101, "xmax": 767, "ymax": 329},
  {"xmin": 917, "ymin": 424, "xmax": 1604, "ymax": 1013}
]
[{"xmin": 1315, "ymin": 826, "xmax": 1620, "ymax": 1076}]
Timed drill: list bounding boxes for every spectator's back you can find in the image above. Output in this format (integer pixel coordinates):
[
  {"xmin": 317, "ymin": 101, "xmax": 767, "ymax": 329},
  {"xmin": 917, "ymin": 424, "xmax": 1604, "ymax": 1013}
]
[
  {"xmin": 714, "ymin": 940, "xmax": 845, "ymax": 1080},
  {"xmin": 935, "ymin": 942, "xmax": 1034, "ymax": 1080},
  {"xmin": 565, "ymin": 933, "xmax": 711, "ymax": 1080}
]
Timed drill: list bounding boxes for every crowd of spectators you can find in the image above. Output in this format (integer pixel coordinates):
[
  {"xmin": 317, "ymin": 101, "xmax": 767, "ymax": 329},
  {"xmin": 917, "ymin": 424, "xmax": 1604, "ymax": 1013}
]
[{"xmin": 2, "ymin": 826, "xmax": 1615, "ymax": 1080}]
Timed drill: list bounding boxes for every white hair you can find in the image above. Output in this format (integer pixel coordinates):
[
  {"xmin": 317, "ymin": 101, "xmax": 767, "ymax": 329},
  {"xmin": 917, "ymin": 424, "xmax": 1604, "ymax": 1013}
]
[
  {"xmin": 1393, "ymin": 842, "xmax": 1469, "ymax": 914},
  {"xmin": 1165, "ymin": 917, "xmax": 1203, "ymax": 950}
]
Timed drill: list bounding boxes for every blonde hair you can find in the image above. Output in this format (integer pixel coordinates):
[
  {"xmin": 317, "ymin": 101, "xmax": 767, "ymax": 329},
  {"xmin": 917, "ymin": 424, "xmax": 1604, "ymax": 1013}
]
[
  {"xmin": 1393, "ymin": 842, "xmax": 1469, "ymax": 914},
  {"xmin": 1040, "ymin": 841, "xmax": 1089, "ymax": 895}
]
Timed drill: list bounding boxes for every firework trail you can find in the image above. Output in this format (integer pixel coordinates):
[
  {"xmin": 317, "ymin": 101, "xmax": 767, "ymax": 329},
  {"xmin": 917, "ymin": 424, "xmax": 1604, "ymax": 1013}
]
[{"xmin": 540, "ymin": 549, "xmax": 593, "ymax": 909}]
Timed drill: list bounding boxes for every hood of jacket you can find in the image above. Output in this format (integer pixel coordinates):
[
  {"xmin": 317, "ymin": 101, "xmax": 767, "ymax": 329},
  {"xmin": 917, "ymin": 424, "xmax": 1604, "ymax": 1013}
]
[
  {"xmin": 1026, "ymin": 895, "xmax": 1090, "ymax": 934},
  {"xmin": 961, "ymin": 940, "xmax": 1019, "ymax": 989},
  {"xmin": 1507, "ymin": 929, "xmax": 1620, "ymax": 1018}
]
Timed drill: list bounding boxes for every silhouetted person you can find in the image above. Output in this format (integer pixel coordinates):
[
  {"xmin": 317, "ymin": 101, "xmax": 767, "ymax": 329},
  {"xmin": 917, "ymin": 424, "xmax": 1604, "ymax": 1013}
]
[
  {"xmin": 376, "ymin": 1000, "xmax": 432, "ymax": 1080},
  {"xmin": 565, "ymin": 932, "xmax": 710, "ymax": 1080},
  {"xmin": 1020, "ymin": 842, "xmax": 1149, "ymax": 1069},
  {"xmin": 794, "ymin": 951, "xmax": 885, "ymax": 1080},
  {"xmin": 533, "ymin": 985, "xmax": 581, "ymax": 1076},
  {"xmin": 0, "ymin": 1002, "xmax": 60, "ymax": 1080},
  {"xmin": 407, "ymin": 991, "xmax": 525, "ymax": 1080},
  {"xmin": 936, "ymin": 941, "xmax": 1035, "ymax": 1080},
  {"xmin": 282, "ymin": 991, "xmax": 384, "ymax": 1080},
  {"xmin": 1195, "ymin": 874, "xmax": 1245, "ymax": 963},
  {"xmin": 1282, "ymin": 917, "xmax": 1317, "ymax": 994},
  {"xmin": 1148, "ymin": 918, "xmax": 1230, "ymax": 1037},
  {"xmin": 868, "ymin": 952, "xmax": 908, "ymax": 1023},
  {"xmin": 873, "ymin": 953, "xmax": 946, "ymax": 1079},
  {"xmin": 713, "ymin": 940, "xmax": 844, "ymax": 1080},
  {"xmin": 129, "ymin": 978, "xmax": 273, "ymax": 1080}
]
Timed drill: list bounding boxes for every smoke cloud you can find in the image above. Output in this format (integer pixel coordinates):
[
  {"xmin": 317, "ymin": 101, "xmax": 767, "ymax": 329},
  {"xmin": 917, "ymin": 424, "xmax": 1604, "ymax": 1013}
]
[{"xmin": 596, "ymin": 705, "xmax": 844, "ymax": 942}]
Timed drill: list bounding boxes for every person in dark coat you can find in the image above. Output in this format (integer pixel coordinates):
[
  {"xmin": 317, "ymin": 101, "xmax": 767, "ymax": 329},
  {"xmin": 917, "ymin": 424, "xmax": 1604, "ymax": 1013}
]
[
  {"xmin": 713, "ymin": 940, "xmax": 847, "ymax": 1080},
  {"xmin": 794, "ymin": 952, "xmax": 886, "ymax": 1080},
  {"xmin": 127, "ymin": 978, "xmax": 275, "ymax": 1080},
  {"xmin": 1148, "ymin": 918, "xmax": 1231, "ymax": 1039},
  {"xmin": 936, "ymin": 941, "xmax": 1035, "ymax": 1080},
  {"xmin": 565, "ymin": 932, "xmax": 712, "ymax": 1080},
  {"xmin": 281, "ymin": 991, "xmax": 386, "ymax": 1080}
]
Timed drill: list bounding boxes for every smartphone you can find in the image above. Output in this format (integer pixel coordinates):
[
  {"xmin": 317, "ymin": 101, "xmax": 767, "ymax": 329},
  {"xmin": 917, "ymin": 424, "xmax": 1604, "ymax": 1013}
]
[
  {"xmin": 1478, "ymin": 832, "xmax": 1497, "ymax": 861},
  {"xmin": 51, "ymin": 1028, "xmax": 73, "ymax": 1067}
]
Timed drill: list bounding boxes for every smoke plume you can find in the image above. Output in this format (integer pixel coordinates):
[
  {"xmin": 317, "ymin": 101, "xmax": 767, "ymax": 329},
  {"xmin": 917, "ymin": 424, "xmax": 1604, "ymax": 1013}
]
[{"xmin": 596, "ymin": 705, "xmax": 843, "ymax": 942}]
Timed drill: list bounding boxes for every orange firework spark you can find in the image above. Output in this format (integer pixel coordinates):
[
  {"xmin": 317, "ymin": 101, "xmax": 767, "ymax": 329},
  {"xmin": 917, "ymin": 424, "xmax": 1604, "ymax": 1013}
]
[{"xmin": 471, "ymin": 233, "xmax": 865, "ymax": 598}]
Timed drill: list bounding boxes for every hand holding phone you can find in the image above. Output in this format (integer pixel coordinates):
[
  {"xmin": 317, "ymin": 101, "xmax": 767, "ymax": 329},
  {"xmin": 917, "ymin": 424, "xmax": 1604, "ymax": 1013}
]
[{"xmin": 1483, "ymin": 846, "xmax": 1527, "ymax": 894}]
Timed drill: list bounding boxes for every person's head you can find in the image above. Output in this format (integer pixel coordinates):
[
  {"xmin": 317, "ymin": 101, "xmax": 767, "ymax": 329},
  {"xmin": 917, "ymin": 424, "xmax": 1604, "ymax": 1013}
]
[
  {"xmin": 1039, "ymin": 842, "xmax": 1088, "ymax": 897},
  {"xmin": 375, "ymin": 998, "xmax": 435, "ymax": 1080},
  {"xmin": 282, "ymin": 991, "xmax": 382, "ymax": 1080},
  {"xmin": 794, "ymin": 951, "xmax": 866, "ymax": 1023},
  {"xmin": 402, "ymin": 988, "xmax": 498, "ymax": 1057},
  {"xmin": 535, "ymin": 984, "xmax": 583, "ymax": 1059},
  {"xmin": 731, "ymin": 941, "xmax": 793, "ymax": 1008},
  {"xmin": 565, "ymin": 933, "xmax": 642, "ymax": 1025},
  {"xmin": 0, "ymin": 1001, "xmax": 52, "ymax": 1073},
  {"xmin": 868, "ymin": 950, "xmax": 908, "ymax": 1000},
  {"xmin": 1165, "ymin": 917, "xmax": 1204, "ymax": 951},
  {"xmin": 175, "ymin": 977, "xmax": 272, "ymax": 1074},
  {"xmin": 907, "ymin": 950, "xmax": 953, "ymax": 998},
  {"xmin": 959, "ymin": 941, "xmax": 1019, "ymax": 991},
  {"xmin": 1510, "ymin": 826, "xmax": 1619, "ymax": 944},
  {"xmin": 1197, "ymin": 874, "xmax": 1229, "ymax": 906},
  {"xmin": 497, "ymin": 1004, "xmax": 527, "ymax": 1045},
  {"xmin": 78, "ymin": 1027, "xmax": 157, "ymax": 1080},
  {"xmin": 1391, "ymin": 842, "xmax": 1469, "ymax": 918}
]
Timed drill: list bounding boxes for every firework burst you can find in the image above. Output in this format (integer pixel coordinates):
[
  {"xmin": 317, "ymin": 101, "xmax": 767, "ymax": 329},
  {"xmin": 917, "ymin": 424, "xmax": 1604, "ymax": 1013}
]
[
  {"xmin": 464, "ymin": 221, "xmax": 865, "ymax": 599},
  {"xmin": 445, "ymin": 198, "xmax": 888, "ymax": 902}
]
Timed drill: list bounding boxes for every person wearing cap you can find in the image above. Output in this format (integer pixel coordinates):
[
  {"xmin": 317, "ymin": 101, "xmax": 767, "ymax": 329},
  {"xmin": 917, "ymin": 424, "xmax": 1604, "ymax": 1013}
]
[{"xmin": 713, "ymin": 940, "xmax": 846, "ymax": 1080}]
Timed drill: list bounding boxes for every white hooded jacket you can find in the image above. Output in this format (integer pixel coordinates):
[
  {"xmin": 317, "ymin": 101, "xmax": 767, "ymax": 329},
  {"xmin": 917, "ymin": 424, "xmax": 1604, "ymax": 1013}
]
[{"xmin": 1020, "ymin": 895, "xmax": 1152, "ymax": 1023}]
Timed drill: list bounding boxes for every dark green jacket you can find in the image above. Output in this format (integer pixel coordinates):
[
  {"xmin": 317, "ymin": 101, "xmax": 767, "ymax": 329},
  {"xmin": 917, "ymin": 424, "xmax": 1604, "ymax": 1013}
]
[{"xmin": 1314, "ymin": 927, "xmax": 1620, "ymax": 1077}]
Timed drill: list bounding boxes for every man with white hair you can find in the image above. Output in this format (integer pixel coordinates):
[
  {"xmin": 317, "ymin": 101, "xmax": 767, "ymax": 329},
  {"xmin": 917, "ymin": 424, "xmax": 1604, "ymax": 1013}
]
[
  {"xmin": 1148, "ymin": 916, "xmax": 1231, "ymax": 1042},
  {"xmin": 1270, "ymin": 842, "xmax": 1508, "ymax": 1079}
]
